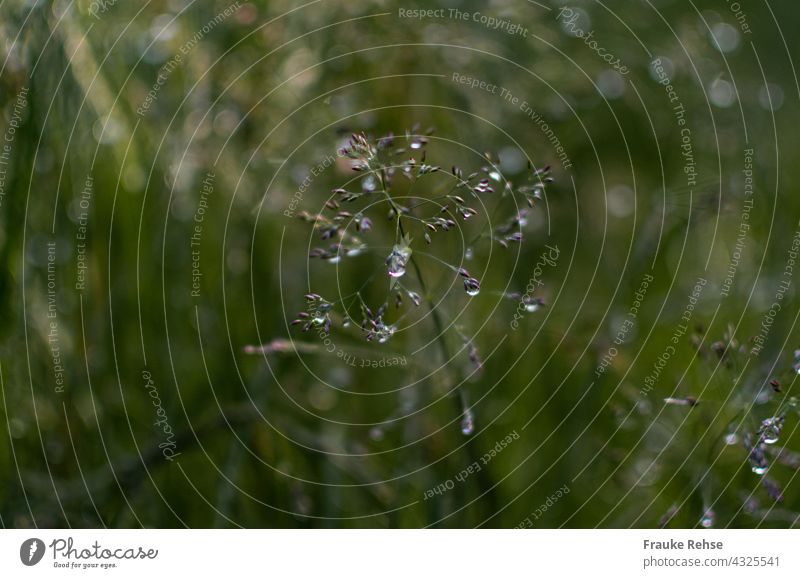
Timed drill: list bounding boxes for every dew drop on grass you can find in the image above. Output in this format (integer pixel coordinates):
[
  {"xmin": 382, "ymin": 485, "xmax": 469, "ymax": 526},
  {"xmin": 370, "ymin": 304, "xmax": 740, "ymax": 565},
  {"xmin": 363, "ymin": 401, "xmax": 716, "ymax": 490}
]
[
  {"xmin": 748, "ymin": 442, "xmax": 769, "ymax": 476},
  {"xmin": 375, "ymin": 324, "xmax": 396, "ymax": 344},
  {"xmin": 464, "ymin": 277, "xmax": 480, "ymax": 297},
  {"xmin": 523, "ymin": 297, "xmax": 544, "ymax": 313},
  {"xmin": 461, "ymin": 408, "xmax": 475, "ymax": 435},
  {"xmin": 700, "ymin": 509, "xmax": 715, "ymax": 528},
  {"xmin": 759, "ymin": 417, "xmax": 783, "ymax": 444},
  {"xmin": 749, "ymin": 442, "xmax": 769, "ymax": 475},
  {"xmin": 386, "ymin": 245, "xmax": 411, "ymax": 278}
]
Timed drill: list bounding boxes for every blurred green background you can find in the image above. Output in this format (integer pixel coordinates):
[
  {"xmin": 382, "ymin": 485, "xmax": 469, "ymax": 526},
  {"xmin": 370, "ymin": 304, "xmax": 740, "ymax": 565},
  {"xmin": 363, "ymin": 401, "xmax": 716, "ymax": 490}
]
[{"xmin": 1, "ymin": 0, "xmax": 800, "ymax": 528}]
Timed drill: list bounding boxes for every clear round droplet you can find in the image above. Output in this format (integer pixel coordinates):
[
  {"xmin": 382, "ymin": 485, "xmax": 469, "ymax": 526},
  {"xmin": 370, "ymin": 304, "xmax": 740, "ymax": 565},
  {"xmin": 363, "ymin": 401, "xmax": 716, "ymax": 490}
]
[
  {"xmin": 759, "ymin": 417, "xmax": 783, "ymax": 444},
  {"xmin": 700, "ymin": 509, "xmax": 715, "ymax": 528},
  {"xmin": 386, "ymin": 245, "xmax": 411, "ymax": 278},
  {"xmin": 464, "ymin": 277, "xmax": 480, "ymax": 297},
  {"xmin": 489, "ymin": 170, "xmax": 502, "ymax": 182}
]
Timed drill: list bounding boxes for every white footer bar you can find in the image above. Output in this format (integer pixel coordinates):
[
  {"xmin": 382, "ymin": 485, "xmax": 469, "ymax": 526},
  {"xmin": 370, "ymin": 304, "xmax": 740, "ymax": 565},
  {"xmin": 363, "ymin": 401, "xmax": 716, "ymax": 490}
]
[{"xmin": 1, "ymin": 530, "xmax": 796, "ymax": 576}]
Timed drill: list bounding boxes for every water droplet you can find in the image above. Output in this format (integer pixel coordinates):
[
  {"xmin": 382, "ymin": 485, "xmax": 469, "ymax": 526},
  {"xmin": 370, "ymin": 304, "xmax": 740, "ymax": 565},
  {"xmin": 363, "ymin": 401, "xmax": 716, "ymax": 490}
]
[
  {"xmin": 710, "ymin": 22, "xmax": 740, "ymax": 53},
  {"xmin": 373, "ymin": 324, "xmax": 396, "ymax": 344},
  {"xmin": 464, "ymin": 277, "xmax": 480, "ymax": 297},
  {"xmin": 523, "ymin": 296, "xmax": 544, "ymax": 313},
  {"xmin": 307, "ymin": 300, "xmax": 333, "ymax": 327},
  {"xmin": 700, "ymin": 509, "xmax": 715, "ymax": 528},
  {"xmin": 709, "ymin": 78, "xmax": 735, "ymax": 108},
  {"xmin": 724, "ymin": 433, "xmax": 738, "ymax": 446},
  {"xmin": 759, "ymin": 417, "xmax": 783, "ymax": 444},
  {"xmin": 345, "ymin": 243, "xmax": 366, "ymax": 257},
  {"xmin": 498, "ymin": 147, "xmax": 526, "ymax": 174},
  {"xmin": 361, "ymin": 175, "xmax": 377, "ymax": 192},
  {"xmin": 597, "ymin": 69, "xmax": 625, "ymax": 99},
  {"xmin": 749, "ymin": 441, "xmax": 769, "ymax": 474},
  {"xmin": 489, "ymin": 170, "xmax": 502, "ymax": 182},
  {"xmin": 465, "ymin": 246, "xmax": 473, "ymax": 260},
  {"xmin": 386, "ymin": 244, "xmax": 412, "ymax": 278},
  {"xmin": 461, "ymin": 409, "xmax": 475, "ymax": 435},
  {"xmin": 410, "ymin": 140, "xmax": 422, "ymax": 149}
]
